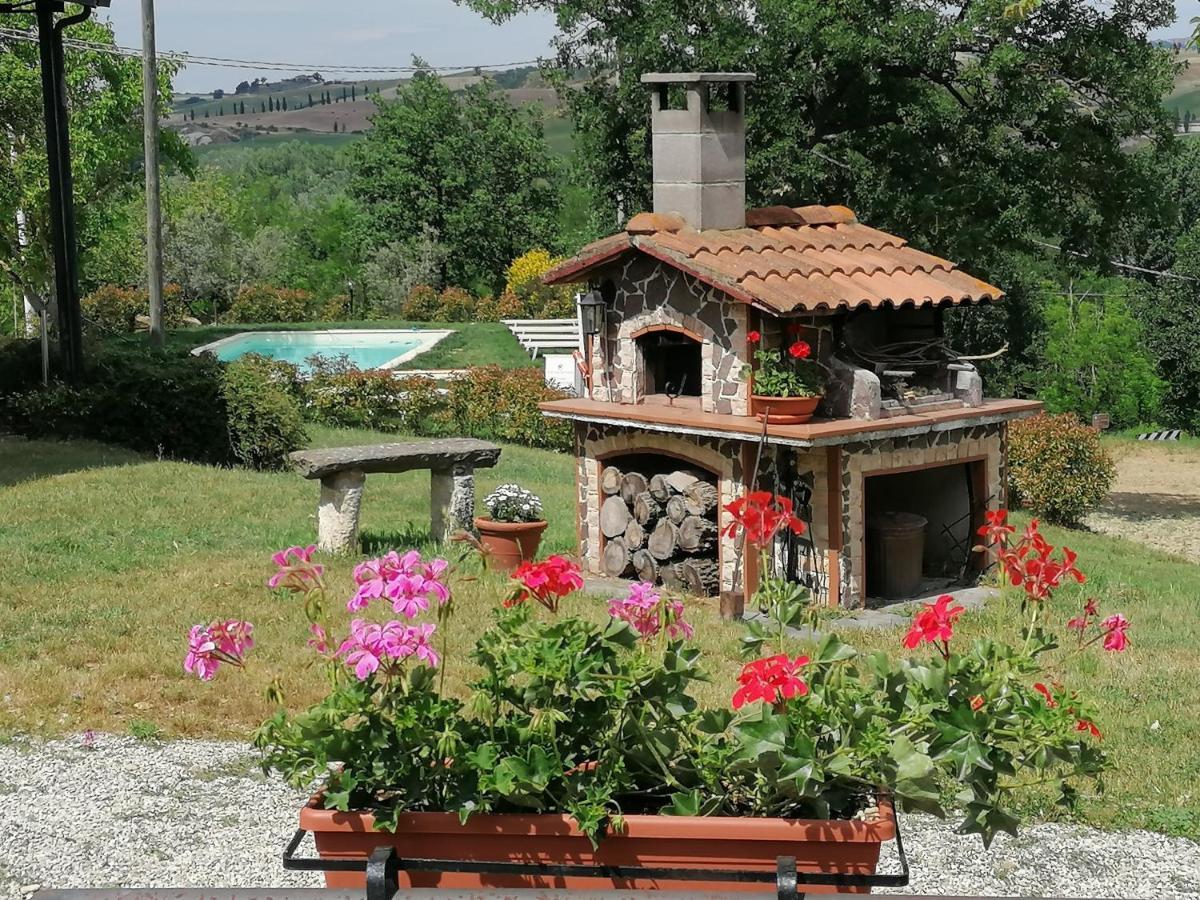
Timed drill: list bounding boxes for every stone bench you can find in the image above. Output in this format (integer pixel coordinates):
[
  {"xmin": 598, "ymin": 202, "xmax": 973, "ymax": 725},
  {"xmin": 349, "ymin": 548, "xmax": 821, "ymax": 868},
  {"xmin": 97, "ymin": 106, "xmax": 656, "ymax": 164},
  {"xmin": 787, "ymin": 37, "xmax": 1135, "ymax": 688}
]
[{"xmin": 289, "ymin": 439, "xmax": 502, "ymax": 553}]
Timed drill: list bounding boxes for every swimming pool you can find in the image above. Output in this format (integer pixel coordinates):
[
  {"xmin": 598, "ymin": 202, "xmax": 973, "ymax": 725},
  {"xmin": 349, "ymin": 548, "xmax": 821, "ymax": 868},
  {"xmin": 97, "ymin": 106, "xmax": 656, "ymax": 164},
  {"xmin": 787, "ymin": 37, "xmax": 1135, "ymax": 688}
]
[{"xmin": 191, "ymin": 329, "xmax": 453, "ymax": 374}]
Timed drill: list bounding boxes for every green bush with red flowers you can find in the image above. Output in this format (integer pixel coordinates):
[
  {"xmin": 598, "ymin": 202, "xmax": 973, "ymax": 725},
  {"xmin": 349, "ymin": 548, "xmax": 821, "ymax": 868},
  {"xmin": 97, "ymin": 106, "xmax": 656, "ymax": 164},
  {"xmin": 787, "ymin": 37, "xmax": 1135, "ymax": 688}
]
[{"xmin": 192, "ymin": 498, "xmax": 1128, "ymax": 847}]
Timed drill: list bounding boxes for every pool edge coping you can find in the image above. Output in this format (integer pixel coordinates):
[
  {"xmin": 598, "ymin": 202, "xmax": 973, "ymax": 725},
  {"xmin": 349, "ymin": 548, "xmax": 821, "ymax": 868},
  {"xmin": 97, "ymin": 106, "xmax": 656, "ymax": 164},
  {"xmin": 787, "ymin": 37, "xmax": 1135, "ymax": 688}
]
[{"xmin": 190, "ymin": 328, "xmax": 456, "ymax": 372}]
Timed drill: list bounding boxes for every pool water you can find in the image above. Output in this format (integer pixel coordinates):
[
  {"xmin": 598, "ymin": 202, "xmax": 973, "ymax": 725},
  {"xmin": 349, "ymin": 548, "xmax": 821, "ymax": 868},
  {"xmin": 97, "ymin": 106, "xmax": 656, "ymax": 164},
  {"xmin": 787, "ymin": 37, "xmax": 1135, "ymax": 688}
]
[{"xmin": 193, "ymin": 329, "xmax": 451, "ymax": 374}]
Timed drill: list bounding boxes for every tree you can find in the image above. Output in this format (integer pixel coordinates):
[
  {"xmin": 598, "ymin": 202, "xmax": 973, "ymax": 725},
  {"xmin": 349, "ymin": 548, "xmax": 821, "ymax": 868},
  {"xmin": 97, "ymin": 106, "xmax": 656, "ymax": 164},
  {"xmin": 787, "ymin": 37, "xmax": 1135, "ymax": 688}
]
[
  {"xmin": 269, "ymin": 96, "xmax": 275, "ymax": 112},
  {"xmin": 219, "ymin": 104, "xmax": 224, "ymax": 116},
  {"xmin": 240, "ymin": 101, "xmax": 246, "ymax": 115},
  {"xmin": 0, "ymin": 13, "xmax": 190, "ymax": 333},
  {"xmin": 352, "ymin": 85, "xmax": 357, "ymax": 101},
  {"xmin": 1130, "ymin": 224, "xmax": 1200, "ymax": 432},
  {"xmin": 309, "ymin": 92, "xmax": 314, "ymax": 107},
  {"xmin": 236, "ymin": 80, "xmax": 252, "ymax": 95},
  {"xmin": 1037, "ymin": 277, "xmax": 1161, "ymax": 428},
  {"xmin": 212, "ymin": 88, "xmax": 225, "ymax": 99},
  {"xmin": 465, "ymin": 0, "xmax": 1174, "ymax": 270},
  {"xmin": 350, "ymin": 75, "xmax": 562, "ymax": 291},
  {"xmin": 282, "ymin": 96, "xmax": 289, "ymax": 111}
]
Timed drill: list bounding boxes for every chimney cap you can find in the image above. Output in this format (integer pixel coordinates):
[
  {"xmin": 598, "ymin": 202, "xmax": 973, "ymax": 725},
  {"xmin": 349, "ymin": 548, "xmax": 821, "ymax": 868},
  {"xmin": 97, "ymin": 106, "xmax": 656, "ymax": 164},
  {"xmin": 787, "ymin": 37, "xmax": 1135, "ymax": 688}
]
[{"xmin": 640, "ymin": 72, "xmax": 756, "ymax": 84}]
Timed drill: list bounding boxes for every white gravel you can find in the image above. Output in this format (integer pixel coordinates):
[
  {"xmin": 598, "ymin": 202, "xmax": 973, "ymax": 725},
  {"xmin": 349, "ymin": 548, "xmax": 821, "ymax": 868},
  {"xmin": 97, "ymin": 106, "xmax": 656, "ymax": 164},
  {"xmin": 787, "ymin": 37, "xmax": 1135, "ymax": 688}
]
[{"xmin": 0, "ymin": 734, "xmax": 1196, "ymax": 898}]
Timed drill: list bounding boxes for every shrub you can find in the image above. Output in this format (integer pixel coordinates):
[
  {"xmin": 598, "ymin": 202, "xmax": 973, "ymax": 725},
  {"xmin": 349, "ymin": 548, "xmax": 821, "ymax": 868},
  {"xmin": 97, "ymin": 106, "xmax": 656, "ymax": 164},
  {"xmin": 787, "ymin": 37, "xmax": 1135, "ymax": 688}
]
[
  {"xmin": 305, "ymin": 356, "xmax": 409, "ymax": 429},
  {"xmin": 504, "ymin": 248, "xmax": 574, "ymax": 318},
  {"xmin": 1008, "ymin": 413, "xmax": 1115, "ymax": 525},
  {"xmin": 474, "ymin": 294, "xmax": 499, "ymax": 322},
  {"xmin": 445, "ymin": 366, "xmax": 572, "ymax": 451},
  {"xmin": 0, "ymin": 340, "xmax": 307, "ymax": 469},
  {"xmin": 297, "ymin": 362, "xmax": 570, "ymax": 452},
  {"xmin": 436, "ymin": 286, "xmax": 475, "ymax": 322},
  {"xmin": 225, "ymin": 284, "xmax": 313, "ymax": 323},
  {"xmin": 317, "ymin": 294, "xmax": 351, "ymax": 322},
  {"xmin": 400, "ymin": 284, "xmax": 440, "ymax": 321},
  {"xmin": 494, "ymin": 290, "xmax": 526, "ymax": 320},
  {"xmin": 82, "ymin": 283, "xmax": 192, "ymax": 332},
  {"xmin": 221, "ymin": 354, "xmax": 309, "ymax": 470}
]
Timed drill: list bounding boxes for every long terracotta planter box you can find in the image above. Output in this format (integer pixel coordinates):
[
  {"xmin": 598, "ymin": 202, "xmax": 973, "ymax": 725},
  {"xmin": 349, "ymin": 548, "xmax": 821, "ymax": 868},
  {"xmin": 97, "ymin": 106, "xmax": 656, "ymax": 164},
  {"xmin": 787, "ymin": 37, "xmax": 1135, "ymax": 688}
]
[{"xmin": 299, "ymin": 794, "xmax": 896, "ymax": 894}]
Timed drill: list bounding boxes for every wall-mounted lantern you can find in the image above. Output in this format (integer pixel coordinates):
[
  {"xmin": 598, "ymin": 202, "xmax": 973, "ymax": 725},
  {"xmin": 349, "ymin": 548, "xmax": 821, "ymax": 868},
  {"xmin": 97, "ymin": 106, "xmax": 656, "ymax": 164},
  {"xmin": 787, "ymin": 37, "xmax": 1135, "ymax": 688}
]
[{"xmin": 578, "ymin": 290, "xmax": 605, "ymax": 337}]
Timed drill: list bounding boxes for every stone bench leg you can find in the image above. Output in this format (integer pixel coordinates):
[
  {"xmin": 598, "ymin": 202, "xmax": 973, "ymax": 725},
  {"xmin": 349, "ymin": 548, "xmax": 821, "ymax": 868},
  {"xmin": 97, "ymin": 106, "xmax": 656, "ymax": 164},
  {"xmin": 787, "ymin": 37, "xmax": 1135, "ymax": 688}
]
[
  {"xmin": 317, "ymin": 469, "xmax": 366, "ymax": 554},
  {"xmin": 431, "ymin": 463, "xmax": 475, "ymax": 543}
]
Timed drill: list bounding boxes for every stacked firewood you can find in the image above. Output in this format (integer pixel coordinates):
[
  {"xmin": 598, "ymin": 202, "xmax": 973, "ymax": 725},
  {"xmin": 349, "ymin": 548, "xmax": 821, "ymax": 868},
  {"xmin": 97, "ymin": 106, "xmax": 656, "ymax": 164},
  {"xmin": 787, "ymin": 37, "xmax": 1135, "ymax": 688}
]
[{"xmin": 599, "ymin": 466, "xmax": 719, "ymax": 596}]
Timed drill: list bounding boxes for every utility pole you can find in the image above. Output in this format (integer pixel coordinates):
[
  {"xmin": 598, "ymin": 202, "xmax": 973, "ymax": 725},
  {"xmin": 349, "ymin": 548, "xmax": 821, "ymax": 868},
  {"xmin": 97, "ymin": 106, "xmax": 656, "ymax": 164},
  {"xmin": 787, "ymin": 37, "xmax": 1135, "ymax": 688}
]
[{"xmin": 141, "ymin": 0, "xmax": 165, "ymax": 346}]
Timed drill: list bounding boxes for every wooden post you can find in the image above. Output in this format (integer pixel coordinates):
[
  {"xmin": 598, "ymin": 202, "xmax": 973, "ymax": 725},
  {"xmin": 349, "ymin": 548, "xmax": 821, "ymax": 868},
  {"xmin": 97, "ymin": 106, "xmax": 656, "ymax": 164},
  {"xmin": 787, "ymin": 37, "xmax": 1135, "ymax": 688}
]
[{"xmin": 141, "ymin": 0, "xmax": 165, "ymax": 347}]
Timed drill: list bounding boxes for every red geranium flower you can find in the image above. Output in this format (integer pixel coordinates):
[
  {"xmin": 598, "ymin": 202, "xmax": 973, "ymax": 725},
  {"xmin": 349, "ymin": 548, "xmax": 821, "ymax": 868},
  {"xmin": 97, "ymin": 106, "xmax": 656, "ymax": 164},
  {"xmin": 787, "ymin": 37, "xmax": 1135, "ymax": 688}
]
[
  {"xmin": 508, "ymin": 555, "xmax": 583, "ymax": 613},
  {"xmin": 722, "ymin": 491, "xmax": 806, "ymax": 549},
  {"xmin": 1075, "ymin": 718, "xmax": 1103, "ymax": 739},
  {"xmin": 788, "ymin": 340, "xmax": 811, "ymax": 360},
  {"xmin": 1033, "ymin": 682, "xmax": 1057, "ymax": 708},
  {"xmin": 747, "ymin": 330, "xmax": 761, "ymax": 343},
  {"xmin": 731, "ymin": 654, "xmax": 810, "ymax": 710},
  {"xmin": 902, "ymin": 594, "xmax": 965, "ymax": 656}
]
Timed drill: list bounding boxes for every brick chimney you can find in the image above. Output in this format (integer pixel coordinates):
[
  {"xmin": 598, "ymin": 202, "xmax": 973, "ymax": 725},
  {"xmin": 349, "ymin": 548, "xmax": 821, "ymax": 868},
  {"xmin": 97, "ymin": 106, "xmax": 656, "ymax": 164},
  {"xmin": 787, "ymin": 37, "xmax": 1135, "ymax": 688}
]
[{"xmin": 641, "ymin": 72, "xmax": 755, "ymax": 231}]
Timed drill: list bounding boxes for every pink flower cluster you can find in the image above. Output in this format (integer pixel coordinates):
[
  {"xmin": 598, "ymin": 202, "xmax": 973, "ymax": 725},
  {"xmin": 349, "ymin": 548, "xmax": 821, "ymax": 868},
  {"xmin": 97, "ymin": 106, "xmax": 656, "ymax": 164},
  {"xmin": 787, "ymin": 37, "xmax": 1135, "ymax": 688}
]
[
  {"xmin": 184, "ymin": 619, "xmax": 255, "ymax": 681},
  {"xmin": 267, "ymin": 545, "xmax": 324, "ymax": 592},
  {"xmin": 607, "ymin": 582, "xmax": 694, "ymax": 641},
  {"xmin": 337, "ymin": 618, "xmax": 439, "ymax": 680},
  {"xmin": 349, "ymin": 551, "xmax": 450, "ymax": 618}
]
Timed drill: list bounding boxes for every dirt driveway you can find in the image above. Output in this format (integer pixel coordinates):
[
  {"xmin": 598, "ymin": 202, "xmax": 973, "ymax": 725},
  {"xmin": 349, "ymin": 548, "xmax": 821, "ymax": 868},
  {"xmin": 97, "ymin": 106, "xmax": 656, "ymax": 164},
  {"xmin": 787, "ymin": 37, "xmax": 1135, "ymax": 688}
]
[{"xmin": 1085, "ymin": 441, "xmax": 1200, "ymax": 562}]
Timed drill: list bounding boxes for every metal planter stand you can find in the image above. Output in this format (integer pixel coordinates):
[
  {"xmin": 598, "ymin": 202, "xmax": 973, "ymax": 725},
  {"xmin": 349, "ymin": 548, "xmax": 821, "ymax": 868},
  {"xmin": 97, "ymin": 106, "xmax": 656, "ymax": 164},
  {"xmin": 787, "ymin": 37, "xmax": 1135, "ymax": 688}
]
[{"xmin": 282, "ymin": 813, "xmax": 910, "ymax": 900}]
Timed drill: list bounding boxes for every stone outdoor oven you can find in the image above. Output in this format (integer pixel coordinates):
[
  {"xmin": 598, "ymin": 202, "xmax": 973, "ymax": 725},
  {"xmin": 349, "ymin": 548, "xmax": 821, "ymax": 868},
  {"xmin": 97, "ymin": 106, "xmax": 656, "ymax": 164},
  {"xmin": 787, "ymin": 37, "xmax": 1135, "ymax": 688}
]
[{"xmin": 540, "ymin": 72, "xmax": 1041, "ymax": 614}]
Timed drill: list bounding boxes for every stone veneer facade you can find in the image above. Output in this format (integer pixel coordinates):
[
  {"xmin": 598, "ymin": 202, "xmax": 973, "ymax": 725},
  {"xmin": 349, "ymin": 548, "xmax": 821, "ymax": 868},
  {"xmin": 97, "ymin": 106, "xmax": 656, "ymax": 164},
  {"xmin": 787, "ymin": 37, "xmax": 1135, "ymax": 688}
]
[
  {"xmin": 573, "ymin": 416, "xmax": 1007, "ymax": 610},
  {"xmin": 588, "ymin": 256, "xmax": 750, "ymax": 415}
]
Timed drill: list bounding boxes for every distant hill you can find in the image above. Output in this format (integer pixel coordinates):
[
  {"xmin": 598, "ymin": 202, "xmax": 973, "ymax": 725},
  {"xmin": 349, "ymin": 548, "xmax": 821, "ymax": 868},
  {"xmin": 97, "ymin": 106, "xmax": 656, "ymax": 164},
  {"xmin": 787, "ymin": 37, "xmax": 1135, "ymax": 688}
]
[{"xmin": 168, "ymin": 67, "xmax": 564, "ymax": 150}]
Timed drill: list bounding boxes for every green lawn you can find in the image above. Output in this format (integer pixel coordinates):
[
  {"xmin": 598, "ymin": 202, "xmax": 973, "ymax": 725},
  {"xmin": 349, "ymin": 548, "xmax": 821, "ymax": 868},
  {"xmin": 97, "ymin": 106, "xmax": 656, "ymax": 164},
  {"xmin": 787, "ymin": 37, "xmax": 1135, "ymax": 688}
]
[
  {"xmin": 1, "ymin": 431, "xmax": 1198, "ymax": 840},
  {"xmin": 136, "ymin": 320, "xmax": 536, "ymax": 371}
]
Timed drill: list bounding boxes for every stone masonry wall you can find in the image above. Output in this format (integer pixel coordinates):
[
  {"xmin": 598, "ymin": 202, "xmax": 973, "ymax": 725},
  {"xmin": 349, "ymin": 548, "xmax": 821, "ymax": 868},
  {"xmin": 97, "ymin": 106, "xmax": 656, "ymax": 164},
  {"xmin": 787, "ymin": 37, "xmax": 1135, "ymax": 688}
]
[
  {"xmin": 589, "ymin": 256, "xmax": 750, "ymax": 415},
  {"xmin": 575, "ymin": 421, "xmax": 750, "ymax": 595},
  {"xmin": 795, "ymin": 423, "xmax": 1006, "ymax": 609}
]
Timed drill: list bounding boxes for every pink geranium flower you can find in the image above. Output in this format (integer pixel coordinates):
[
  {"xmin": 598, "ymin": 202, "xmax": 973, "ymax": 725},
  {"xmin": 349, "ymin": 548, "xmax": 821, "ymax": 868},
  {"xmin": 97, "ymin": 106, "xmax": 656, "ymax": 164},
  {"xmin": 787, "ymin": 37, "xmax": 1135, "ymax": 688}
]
[
  {"xmin": 337, "ymin": 618, "xmax": 441, "ymax": 681},
  {"xmin": 268, "ymin": 545, "xmax": 324, "ymax": 592},
  {"xmin": 608, "ymin": 582, "xmax": 693, "ymax": 641},
  {"xmin": 184, "ymin": 619, "xmax": 254, "ymax": 681},
  {"xmin": 349, "ymin": 551, "xmax": 451, "ymax": 615},
  {"xmin": 1100, "ymin": 614, "xmax": 1131, "ymax": 652}
]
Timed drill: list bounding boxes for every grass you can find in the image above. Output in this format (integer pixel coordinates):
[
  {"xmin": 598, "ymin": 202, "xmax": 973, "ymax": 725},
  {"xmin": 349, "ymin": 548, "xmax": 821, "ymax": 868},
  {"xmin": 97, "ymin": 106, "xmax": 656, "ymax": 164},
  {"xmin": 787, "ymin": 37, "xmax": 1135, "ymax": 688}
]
[
  {"xmin": 127, "ymin": 320, "xmax": 536, "ymax": 371},
  {"xmin": 1, "ymin": 430, "xmax": 1198, "ymax": 839}
]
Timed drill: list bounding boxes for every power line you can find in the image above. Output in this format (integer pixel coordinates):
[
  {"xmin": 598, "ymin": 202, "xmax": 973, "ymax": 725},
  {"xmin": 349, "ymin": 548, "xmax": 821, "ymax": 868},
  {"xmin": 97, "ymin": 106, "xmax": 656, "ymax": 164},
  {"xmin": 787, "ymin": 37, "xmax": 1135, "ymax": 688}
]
[
  {"xmin": 1030, "ymin": 238, "xmax": 1200, "ymax": 283},
  {"xmin": 0, "ymin": 27, "xmax": 543, "ymax": 75}
]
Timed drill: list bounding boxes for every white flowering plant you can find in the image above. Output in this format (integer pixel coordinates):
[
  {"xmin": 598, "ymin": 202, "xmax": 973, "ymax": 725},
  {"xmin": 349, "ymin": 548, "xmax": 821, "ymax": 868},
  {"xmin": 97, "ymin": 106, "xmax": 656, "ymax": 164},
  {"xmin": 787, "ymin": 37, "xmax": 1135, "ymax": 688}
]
[{"xmin": 483, "ymin": 483, "xmax": 544, "ymax": 523}]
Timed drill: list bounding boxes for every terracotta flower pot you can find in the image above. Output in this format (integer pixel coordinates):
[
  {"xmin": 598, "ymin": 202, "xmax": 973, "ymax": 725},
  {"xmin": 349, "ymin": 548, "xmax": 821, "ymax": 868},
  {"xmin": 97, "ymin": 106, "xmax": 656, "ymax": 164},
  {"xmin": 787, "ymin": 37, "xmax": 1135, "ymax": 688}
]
[
  {"xmin": 474, "ymin": 517, "xmax": 548, "ymax": 572},
  {"xmin": 750, "ymin": 394, "xmax": 822, "ymax": 425},
  {"xmin": 299, "ymin": 794, "xmax": 896, "ymax": 894}
]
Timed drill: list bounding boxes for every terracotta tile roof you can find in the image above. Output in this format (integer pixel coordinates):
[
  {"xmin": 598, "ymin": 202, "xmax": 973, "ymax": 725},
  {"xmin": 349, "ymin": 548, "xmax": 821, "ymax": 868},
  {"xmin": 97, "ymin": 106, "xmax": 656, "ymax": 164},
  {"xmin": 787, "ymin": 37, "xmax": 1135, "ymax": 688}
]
[{"xmin": 543, "ymin": 205, "xmax": 1002, "ymax": 313}]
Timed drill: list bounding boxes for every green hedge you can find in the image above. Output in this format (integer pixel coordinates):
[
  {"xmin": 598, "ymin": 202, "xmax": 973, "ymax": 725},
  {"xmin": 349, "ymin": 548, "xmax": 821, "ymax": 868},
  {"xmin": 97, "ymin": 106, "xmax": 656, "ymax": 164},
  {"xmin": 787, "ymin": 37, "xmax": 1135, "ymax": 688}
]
[
  {"xmin": 0, "ymin": 339, "xmax": 307, "ymax": 469},
  {"xmin": 305, "ymin": 361, "xmax": 572, "ymax": 452}
]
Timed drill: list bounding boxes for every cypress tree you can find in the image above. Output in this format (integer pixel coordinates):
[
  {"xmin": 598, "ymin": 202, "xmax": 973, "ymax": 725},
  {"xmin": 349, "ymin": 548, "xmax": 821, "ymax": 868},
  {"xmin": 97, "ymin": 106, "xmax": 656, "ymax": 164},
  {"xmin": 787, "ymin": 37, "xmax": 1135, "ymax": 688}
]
[
  {"xmin": 352, "ymin": 85, "xmax": 357, "ymax": 101},
  {"xmin": 204, "ymin": 110, "xmax": 209, "ymax": 118},
  {"xmin": 282, "ymin": 96, "xmax": 288, "ymax": 111},
  {"xmin": 309, "ymin": 92, "xmax": 314, "ymax": 107}
]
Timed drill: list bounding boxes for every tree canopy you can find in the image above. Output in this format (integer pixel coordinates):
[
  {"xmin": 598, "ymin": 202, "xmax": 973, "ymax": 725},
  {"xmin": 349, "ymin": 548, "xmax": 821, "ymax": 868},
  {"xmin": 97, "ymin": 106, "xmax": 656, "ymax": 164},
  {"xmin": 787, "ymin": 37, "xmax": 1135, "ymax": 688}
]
[
  {"xmin": 0, "ymin": 15, "xmax": 190, "ymax": 304},
  {"xmin": 465, "ymin": 0, "xmax": 1175, "ymax": 269},
  {"xmin": 350, "ymin": 73, "xmax": 562, "ymax": 292}
]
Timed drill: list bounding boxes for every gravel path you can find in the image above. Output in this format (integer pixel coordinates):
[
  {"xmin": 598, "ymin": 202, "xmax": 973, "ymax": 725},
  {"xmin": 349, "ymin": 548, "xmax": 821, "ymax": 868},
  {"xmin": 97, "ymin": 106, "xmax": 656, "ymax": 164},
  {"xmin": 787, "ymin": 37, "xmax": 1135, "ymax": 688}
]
[{"xmin": 0, "ymin": 734, "xmax": 1196, "ymax": 899}]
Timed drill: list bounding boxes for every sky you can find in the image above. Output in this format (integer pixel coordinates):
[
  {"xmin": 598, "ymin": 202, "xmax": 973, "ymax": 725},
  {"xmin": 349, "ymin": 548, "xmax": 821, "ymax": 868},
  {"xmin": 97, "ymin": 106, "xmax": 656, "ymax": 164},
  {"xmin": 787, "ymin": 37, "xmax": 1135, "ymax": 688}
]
[
  {"xmin": 103, "ymin": 0, "xmax": 1197, "ymax": 95},
  {"xmin": 101, "ymin": 0, "xmax": 560, "ymax": 93}
]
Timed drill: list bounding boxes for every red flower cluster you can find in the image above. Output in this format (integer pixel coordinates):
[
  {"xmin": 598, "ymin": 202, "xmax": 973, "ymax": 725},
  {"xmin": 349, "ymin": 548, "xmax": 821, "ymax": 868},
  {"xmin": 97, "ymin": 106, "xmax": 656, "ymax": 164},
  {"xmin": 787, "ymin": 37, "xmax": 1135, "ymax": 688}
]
[
  {"xmin": 747, "ymin": 330, "xmax": 762, "ymax": 343},
  {"xmin": 977, "ymin": 511, "xmax": 1084, "ymax": 602},
  {"xmin": 732, "ymin": 654, "xmax": 810, "ymax": 709},
  {"xmin": 902, "ymin": 594, "xmax": 965, "ymax": 656},
  {"xmin": 788, "ymin": 341, "xmax": 811, "ymax": 360},
  {"xmin": 507, "ymin": 555, "xmax": 583, "ymax": 613},
  {"xmin": 722, "ymin": 491, "xmax": 806, "ymax": 549}
]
